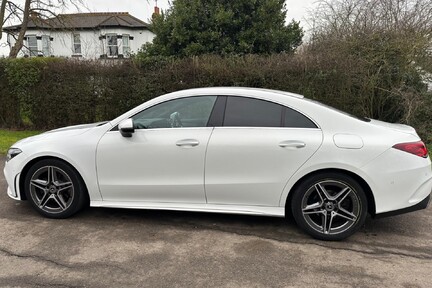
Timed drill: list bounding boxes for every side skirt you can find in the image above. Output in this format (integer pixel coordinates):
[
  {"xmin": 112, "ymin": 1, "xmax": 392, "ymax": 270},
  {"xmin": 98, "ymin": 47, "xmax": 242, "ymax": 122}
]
[{"xmin": 90, "ymin": 201, "xmax": 285, "ymax": 217}]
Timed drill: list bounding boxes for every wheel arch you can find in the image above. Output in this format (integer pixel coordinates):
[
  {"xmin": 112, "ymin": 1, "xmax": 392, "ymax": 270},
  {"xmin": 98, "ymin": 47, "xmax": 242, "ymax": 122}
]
[
  {"xmin": 284, "ymin": 168, "xmax": 376, "ymax": 217},
  {"xmin": 19, "ymin": 156, "xmax": 89, "ymax": 202}
]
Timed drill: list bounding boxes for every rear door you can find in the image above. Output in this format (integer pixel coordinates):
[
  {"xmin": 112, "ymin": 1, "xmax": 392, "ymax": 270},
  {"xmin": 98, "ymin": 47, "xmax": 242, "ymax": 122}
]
[{"xmin": 204, "ymin": 96, "xmax": 323, "ymax": 206}]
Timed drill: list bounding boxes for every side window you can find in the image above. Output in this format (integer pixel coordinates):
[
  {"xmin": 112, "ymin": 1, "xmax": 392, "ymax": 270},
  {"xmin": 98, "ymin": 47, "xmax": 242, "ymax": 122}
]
[
  {"xmin": 27, "ymin": 35, "xmax": 38, "ymax": 57},
  {"xmin": 284, "ymin": 107, "xmax": 317, "ymax": 128},
  {"xmin": 224, "ymin": 97, "xmax": 283, "ymax": 127},
  {"xmin": 122, "ymin": 35, "xmax": 130, "ymax": 56},
  {"xmin": 107, "ymin": 34, "xmax": 118, "ymax": 57},
  {"xmin": 42, "ymin": 35, "xmax": 51, "ymax": 56},
  {"xmin": 132, "ymin": 96, "xmax": 217, "ymax": 129},
  {"xmin": 73, "ymin": 33, "xmax": 81, "ymax": 55}
]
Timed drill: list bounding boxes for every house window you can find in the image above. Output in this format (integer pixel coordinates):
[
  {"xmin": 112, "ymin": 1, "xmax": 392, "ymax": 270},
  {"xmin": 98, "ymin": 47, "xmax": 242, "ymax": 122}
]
[
  {"xmin": 42, "ymin": 35, "xmax": 51, "ymax": 56},
  {"xmin": 107, "ymin": 34, "xmax": 118, "ymax": 57},
  {"xmin": 73, "ymin": 33, "xmax": 81, "ymax": 54},
  {"xmin": 122, "ymin": 35, "xmax": 130, "ymax": 56},
  {"xmin": 27, "ymin": 35, "xmax": 38, "ymax": 57}
]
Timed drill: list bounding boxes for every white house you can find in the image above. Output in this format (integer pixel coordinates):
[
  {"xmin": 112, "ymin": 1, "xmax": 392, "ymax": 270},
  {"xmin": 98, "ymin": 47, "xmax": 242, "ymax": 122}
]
[{"xmin": 4, "ymin": 12, "xmax": 155, "ymax": 59}]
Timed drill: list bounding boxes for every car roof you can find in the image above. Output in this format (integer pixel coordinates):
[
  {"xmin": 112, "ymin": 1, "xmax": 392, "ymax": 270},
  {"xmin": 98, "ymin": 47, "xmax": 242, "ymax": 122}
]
[{"xmin": 169, "ymin": 87, "xmax": 304, "ymax": 99}]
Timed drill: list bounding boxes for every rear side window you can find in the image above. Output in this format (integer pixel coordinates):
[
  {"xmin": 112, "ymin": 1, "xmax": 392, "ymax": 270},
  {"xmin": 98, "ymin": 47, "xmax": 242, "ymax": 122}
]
[
  {"xmin": 284, "ymin": 107, "xmax": 317, "ymax": 128},
  {"xmin": 224, "ymin": 97, "xmax": 282, "ymax": 127},
  {"xmin": 222, "ymin": 96, "xmax": 317, "ymax": 128}
]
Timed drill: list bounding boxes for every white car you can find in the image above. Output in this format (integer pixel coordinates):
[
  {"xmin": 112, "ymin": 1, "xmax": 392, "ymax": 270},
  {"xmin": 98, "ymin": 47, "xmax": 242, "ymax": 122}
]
[{"xmin": 4, "ymin": 87, "xmax": 431, "ymax": 240}]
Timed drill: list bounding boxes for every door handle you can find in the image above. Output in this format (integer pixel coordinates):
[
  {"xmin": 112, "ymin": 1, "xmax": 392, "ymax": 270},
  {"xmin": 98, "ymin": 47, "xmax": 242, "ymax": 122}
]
[
  {"xmin": 279, "ymin": 140, "xmax": 306, "ymax": 149},
  {"xmin": 176, "ymin": 139, "xmax": 200, "ymax": 147}
]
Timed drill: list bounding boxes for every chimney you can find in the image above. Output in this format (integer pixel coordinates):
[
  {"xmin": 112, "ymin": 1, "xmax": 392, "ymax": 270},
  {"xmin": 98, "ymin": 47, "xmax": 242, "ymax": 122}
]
[{"xmin": 153, "ymin": 0, "xmax": 160, "ymax": 16}]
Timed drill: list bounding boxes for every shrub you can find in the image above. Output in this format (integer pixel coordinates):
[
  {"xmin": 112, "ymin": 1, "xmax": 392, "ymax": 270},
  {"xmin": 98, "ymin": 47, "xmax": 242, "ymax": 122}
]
[{"xmin": 0, "ymin": 56, "xmax": 430, "ymax": 142}]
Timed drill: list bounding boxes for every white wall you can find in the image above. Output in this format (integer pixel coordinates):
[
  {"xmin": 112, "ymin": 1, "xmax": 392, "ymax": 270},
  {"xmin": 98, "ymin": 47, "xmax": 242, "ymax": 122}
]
[{"xmin": 7, "ymin": 27, "xmax": 154, "ymax": 59}]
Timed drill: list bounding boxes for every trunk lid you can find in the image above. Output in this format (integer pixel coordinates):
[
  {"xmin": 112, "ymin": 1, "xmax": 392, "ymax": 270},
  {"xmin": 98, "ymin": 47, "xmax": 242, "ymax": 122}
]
[{"xmin": 369, "ymin": 119, "xmax": 419, "ymax": 137}]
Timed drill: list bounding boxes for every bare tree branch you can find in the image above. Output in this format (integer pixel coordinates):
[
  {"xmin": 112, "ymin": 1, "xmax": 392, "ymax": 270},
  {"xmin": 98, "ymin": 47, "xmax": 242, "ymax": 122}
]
[
  {"xmin": 9, "ymin": 0, "xmax": 30, "ymax": 57},
  {"xmin": 4, "ymin": 0, "xmax": 85, "ymax": 57},
  {"xmin": 0, "ymin": 0, "xmax": 7, "ymax": 40}
]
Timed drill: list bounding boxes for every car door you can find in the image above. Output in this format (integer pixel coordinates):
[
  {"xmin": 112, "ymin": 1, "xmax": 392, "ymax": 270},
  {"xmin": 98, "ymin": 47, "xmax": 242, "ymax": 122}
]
[
  {"xmin": 205, "ymin": 96, "xmax": 323, "ymax": 206},
  {"xmin": 96, "ymin": 95, "xmax": 217, "ymax": 203}
]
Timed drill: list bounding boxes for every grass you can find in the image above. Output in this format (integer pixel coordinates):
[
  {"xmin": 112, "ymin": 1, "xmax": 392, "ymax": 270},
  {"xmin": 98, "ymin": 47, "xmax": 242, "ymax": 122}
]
[{"xmin": 0, "ymin": 130, "xmax": 42, "ymax": 155}]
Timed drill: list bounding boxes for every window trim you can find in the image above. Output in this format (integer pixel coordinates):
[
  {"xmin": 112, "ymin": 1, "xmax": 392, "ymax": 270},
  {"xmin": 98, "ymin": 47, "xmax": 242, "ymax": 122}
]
[{"xmin": 110, "ymin": 95, "xmax": 320, "ymax": 132}]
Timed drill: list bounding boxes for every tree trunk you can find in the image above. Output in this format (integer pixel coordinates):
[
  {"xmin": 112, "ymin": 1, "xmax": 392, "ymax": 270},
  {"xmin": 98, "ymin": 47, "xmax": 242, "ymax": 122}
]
[
  {"xmin": 0, "ymin": 0, "xmax": 7, "ymax": 40},
  {"xmin": 9, "ymin": 0, "xmax": 31, "ymax": 58}
]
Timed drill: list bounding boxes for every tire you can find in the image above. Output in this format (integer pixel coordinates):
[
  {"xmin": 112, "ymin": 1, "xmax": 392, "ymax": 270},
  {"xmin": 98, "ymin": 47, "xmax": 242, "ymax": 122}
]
[
  {"xmin": 291, "ymin": 172, "xmax": 368, "ymax": 241},
  {"xmin": 24, "ymin": 159, "xmax": 88, "ymax": 219}
]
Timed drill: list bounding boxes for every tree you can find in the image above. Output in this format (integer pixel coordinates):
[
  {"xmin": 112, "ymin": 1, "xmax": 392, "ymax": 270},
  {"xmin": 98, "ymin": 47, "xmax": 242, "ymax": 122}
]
[
  {"xmin": 140, "ymin": 0, "xmax": 304, "ymax": 57},
  {"xmin": 307, "ymin": 0, "xmax": 432, "ymax": 123},
  {"xmin": 0, "ymin": 0, "xmax": 84, "ymax": 58}
]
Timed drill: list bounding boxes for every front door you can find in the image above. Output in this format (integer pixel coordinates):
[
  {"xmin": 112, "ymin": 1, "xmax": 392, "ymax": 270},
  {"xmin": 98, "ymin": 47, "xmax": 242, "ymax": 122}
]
[{"xmin": 96, "ymin": 96, "xmax": 217, "ymax": 203}]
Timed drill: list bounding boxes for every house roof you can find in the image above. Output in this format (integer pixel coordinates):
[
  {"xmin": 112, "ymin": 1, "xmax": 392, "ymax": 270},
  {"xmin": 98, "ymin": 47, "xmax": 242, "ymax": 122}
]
[{"xmin": 3, "ymin": 12, "xmax": 150, "ymax": 31}]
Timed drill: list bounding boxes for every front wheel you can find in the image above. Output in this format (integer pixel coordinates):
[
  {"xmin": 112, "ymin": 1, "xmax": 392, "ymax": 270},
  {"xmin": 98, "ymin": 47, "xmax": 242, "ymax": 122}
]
[
  {"xmin": 291, "ymin": 172, "xmax": 368, "ymax": 241},
  {"xmin": 24, "ymin": 159, "xmax": 88, "ymax": 219}
]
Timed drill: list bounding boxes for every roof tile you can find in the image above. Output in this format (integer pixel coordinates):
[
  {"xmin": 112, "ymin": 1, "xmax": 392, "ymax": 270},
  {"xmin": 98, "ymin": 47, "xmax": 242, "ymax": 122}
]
[{"xmin": 4, "ymin": 12, "xmax": 149, "ymax": 30}]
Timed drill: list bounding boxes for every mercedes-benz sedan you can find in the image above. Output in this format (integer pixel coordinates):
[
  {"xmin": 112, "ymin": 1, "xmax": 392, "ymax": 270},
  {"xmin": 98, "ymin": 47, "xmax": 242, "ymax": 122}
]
[{"xmin": 4, "ymin": 87, "xmax": 431, "ymax": 240}]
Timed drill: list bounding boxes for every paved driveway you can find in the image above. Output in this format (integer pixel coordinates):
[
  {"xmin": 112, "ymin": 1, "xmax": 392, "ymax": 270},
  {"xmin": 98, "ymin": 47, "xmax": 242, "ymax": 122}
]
[{"xmin": 0, "ymin": 156, "xmax": 431, "ymax": 287}]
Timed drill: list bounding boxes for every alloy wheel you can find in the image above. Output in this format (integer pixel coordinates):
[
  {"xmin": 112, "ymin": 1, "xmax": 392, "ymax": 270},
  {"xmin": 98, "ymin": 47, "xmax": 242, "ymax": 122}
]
[
  {"xmin": 29, "ymin": 166, "xmax": 75, "ymax": 214},
  {"xmin": 301, "ymin": 180, "xmax": 361, "ymax": 235}
]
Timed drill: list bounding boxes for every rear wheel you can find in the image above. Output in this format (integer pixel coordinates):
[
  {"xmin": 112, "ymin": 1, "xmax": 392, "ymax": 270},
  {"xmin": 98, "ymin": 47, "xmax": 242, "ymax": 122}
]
[
  {"xmin": 291, "ymin": 172, "xmax": 368, "ymax": 241},
  {"xmin": 24, "ymin": 159, "xmax": 88, "ymax": 219}
]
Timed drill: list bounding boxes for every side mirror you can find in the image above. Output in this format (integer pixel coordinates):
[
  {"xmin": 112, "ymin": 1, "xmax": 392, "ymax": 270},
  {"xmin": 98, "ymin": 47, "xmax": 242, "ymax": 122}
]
[{"xmin": 119, "ymin": 119, "xmax": 135, "ymax": 138}]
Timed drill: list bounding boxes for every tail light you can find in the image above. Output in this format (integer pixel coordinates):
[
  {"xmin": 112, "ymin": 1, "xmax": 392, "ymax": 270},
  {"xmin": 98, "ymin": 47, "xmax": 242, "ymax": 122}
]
[{"xmin": 392, "ymin": 141, "xmax": 428, "ymax": 158}]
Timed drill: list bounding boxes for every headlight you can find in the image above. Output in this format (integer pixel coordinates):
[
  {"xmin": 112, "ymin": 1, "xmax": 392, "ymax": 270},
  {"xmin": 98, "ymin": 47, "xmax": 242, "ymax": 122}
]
[{"xmin": 6, "ymin": 148, "xmax": 22, "ymax": 162}]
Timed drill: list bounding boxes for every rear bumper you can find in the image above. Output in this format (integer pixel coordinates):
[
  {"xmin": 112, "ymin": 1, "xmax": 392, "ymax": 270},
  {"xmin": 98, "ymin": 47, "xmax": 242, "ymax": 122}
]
[
  {"xmin": 361, "ymin": 148, "xmax": 432, "ymax": 214},
  {"xmin": 375, "ymin": 193, "xmax": 430, "ymax": 218}
]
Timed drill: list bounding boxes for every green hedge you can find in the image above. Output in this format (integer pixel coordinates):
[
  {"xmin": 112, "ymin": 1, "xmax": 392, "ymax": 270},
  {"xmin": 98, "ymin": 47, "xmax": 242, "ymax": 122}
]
[{"xmin": 0, "ymin": 56, "xmax": 430, "ymax": 142}]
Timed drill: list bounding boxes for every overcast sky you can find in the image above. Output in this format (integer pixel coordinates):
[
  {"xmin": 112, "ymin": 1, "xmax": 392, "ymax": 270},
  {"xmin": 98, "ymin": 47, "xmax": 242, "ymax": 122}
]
[{"xmin": 0, "ymin": 0, "xmax": 317, "ymax": 56}]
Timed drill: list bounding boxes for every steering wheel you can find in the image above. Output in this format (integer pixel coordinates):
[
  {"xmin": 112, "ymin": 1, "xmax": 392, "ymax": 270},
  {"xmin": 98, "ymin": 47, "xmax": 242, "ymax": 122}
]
[{"xmin": 169, "ymin": 112, "xmax": 183, "ymax": 128}]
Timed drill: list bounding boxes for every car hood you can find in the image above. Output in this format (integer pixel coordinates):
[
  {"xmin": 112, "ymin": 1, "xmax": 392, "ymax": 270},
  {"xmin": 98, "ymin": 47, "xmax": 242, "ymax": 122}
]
[
  {"xmin": 45, "ymin": 122, "xmax": 108, "ymax": 134},
  {"xmin": 13, "ymin": 122, "xmax": 109, "ymax": 147},
  {"xmin": 369, "ymin": 119, "xmax": 418, "ymax": 137}
]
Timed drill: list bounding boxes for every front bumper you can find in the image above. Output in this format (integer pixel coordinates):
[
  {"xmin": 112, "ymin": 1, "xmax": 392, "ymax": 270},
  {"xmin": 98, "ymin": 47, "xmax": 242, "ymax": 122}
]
[
  {"xmin": 375, "ymin": 193, "xmax": 431, "ymax": 218},
  {"xmin": 4, "ymin": 167, "xmax": 21, "ymax": 200},
  {"xmin": 4, "ymin": 154, "xmax": 26, "ymax": 201}
]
